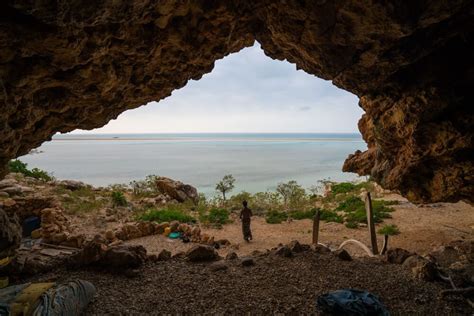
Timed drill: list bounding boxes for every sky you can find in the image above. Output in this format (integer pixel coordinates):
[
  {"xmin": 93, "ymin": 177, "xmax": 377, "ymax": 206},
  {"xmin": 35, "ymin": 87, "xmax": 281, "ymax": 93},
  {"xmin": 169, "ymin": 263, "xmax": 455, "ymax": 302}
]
[{"xmin": 74, "ymin": 43, "xmax": 363, "ymax": 134}]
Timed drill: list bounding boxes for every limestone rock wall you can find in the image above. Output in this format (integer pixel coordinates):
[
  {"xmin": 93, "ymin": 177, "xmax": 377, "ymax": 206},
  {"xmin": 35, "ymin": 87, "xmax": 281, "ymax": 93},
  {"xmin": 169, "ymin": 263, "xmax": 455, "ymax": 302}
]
[{"xmin": 0, "ymin": 1, "xmax": 473, "ymax": 203}]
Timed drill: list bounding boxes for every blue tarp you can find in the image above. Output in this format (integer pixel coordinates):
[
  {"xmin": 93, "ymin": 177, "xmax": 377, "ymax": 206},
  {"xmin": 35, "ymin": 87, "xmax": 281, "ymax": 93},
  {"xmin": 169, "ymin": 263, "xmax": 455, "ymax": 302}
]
[{"xmin": 317, "ymin": 289, "xmax": 390, "ymax": 316}]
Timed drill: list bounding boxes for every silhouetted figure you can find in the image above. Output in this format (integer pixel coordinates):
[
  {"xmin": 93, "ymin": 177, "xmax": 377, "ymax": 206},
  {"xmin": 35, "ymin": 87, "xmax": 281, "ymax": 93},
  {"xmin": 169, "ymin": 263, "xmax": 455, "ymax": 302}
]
[{"xmin": 240, "ymin": 200, "xmax": 253, "ymax": 242}]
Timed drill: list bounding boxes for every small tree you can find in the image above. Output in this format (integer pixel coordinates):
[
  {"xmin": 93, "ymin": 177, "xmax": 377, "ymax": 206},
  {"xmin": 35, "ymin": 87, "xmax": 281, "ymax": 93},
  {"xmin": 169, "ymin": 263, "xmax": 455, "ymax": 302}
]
[
  {"xmin": 215, "ymin": 174, "xmax": 235, "ymax": 201},
  {"xmin": 276, "ymin": 180, "xmax": 306, "ymax": 208}
]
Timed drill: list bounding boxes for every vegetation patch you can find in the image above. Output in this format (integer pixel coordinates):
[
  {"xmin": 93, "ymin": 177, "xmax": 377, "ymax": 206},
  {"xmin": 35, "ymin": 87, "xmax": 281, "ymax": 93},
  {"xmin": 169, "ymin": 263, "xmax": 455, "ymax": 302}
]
[
  {"xmin": 8, "ymin": 159, "xmax": 53, "ymax": 181},
  {"xmin": 56, "ymin": 186, "xmax": 108, "ymax": 215},
  {"xmin": 111, "ymin": 191, "xmax": 127, "ymax": 207},
  {"xmin": 138, "ymin": 208, "xmax": 196, "ymax": 223},
  {"xmin": 265, "ymin": 210, "xmax": 288, "ymax": 224},
  {"xmin": 335, "ymin": 196, "xmax": 396, "ymax": 228},
  {"xmin": 377, "ymin": 224, "xmax": 400, "ymax": 235},
  {"xmin": 200, "ymin": 208, "xmax": 230, "ymax": 227},
  {"xmin": 318, "ymin": 209, "xmax": 344, "ymax": 223}
]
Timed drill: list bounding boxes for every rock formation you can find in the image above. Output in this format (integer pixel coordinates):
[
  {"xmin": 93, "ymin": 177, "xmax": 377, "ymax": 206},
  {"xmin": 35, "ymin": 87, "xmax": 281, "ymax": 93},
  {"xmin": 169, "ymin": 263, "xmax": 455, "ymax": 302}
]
[{"xmin": 0, "ymin": 1, "xmax": 473, "ymax": 203}]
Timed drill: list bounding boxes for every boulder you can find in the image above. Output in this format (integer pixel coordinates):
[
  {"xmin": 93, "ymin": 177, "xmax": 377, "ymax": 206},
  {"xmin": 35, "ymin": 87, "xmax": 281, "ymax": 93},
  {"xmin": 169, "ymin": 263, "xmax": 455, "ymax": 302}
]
[
  {"xmin": 158, "ymin": 249, "xmax": 172, "ymax": 261},
  {"xmin": 226, "ymin": 252, "xmax": 238, "ymax": 260},
  {"xmin": 101, "ymin": 245, "xmax": 147, "ymax": 269},
  {"xmin": 58, "ymin": 180, "xmax": 87, "ymax": 191},
  {"xmin": 155, "ymin": 177, "xmax": 198, "ymax": 203},
  {"xmin": 403, "ymin": 255, "xmax": 437, "ymax": 281},
  {"xmin": 334, "ymin": 249, "xmax": 352, "ymax": 261},
  {"xmin": 288, "ymin": 240, "xmax": 309, "ymax": 253},
  {"xmin": 0, "ymin": 192, "xmax": 9, "ymax": 198},
  {"xmin": 185, "ymin": 245, "xmax": 218, "ymax": 262},
  {"xmin": 385, "ymin": 248, "xmax": 413, "ymax": 264},
  {"xmin": 241, "ymin": 257, "xmax": 255, "ymax": 267},
  {"xmin": 312, "ymin": 244, "xmax": 332, "ymax": 254},
  {"xmin": 274, "ymin": 245, "xmax": 293, "ymax": 258},
  {"xmin": 216, "ymin": 239, "xmax": 231, "ymax": 247}
]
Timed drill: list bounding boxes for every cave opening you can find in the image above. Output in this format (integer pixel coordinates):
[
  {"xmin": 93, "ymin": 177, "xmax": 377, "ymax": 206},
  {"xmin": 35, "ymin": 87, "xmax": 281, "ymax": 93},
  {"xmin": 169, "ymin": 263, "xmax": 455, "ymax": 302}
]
[{"xmin": 18, "ymin": 42, "xmax": 366, "ymax": 196}]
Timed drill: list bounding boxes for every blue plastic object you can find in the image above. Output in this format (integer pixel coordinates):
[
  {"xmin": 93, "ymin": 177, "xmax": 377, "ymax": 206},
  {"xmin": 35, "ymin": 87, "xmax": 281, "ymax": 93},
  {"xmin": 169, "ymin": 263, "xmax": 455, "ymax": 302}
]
[
  {"xmin": 22, "ymin": 216, "xmax": 41, "ymax": 237},
  {"xmin": 168, "ymin": 232, "xmax": 181, "ymax": 239},
  {"xmin": 317, "ymin": 289, "xmax": 390, "ymax": 316}
]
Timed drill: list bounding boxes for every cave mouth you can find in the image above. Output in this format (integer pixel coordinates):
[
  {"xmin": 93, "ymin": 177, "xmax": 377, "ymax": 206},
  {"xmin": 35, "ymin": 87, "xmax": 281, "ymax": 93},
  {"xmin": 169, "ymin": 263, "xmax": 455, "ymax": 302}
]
[
  {"xmin": 18, "ymin": 43, "xmax": 367, "ymax": 195},
  {"xmin": 1, "ymin": 1, "xmax": 473, "ymax": 203}
]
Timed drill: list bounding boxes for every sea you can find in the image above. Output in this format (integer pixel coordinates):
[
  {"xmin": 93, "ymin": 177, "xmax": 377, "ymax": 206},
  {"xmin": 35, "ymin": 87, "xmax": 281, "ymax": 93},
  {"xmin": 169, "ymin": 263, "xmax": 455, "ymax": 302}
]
[{"xmin": 19, "ymin": 133, "xmax": 367, "ymax": 196}]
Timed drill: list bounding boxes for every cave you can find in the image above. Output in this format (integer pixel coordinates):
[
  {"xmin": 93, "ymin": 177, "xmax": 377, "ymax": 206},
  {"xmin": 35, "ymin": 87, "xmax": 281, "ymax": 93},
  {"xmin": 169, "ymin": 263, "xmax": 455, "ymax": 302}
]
[{"xmin": 1, "ymin": 1, "xmax": 473, "ymax": 205}]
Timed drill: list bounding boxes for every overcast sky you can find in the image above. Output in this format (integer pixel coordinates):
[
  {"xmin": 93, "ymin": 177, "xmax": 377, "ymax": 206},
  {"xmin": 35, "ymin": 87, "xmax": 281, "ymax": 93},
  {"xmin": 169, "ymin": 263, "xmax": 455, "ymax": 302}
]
[{"xmin": 75, "ymin": 43, "xmax": 363, "ymax": 134}]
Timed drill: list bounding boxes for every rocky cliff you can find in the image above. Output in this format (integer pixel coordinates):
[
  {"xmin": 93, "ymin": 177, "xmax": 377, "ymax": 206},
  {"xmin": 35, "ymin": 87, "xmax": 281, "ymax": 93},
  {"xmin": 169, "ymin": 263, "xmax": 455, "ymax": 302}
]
[{"xmin": 0, "ymin": 1, "xmax": 472, "ymax": 203}]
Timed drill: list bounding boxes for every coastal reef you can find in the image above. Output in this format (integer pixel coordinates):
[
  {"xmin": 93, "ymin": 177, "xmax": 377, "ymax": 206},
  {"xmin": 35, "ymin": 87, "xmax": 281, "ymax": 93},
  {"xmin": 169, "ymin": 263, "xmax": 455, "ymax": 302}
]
[{"xmin": 0, "ymin": 1, "xmax": 473, "ymax": 203}]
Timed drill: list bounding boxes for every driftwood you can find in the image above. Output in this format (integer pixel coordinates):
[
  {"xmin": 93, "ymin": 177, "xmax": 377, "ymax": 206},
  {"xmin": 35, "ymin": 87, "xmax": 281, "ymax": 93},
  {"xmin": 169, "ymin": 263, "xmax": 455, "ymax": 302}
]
[
  {"xmin": 365, "ymin": 192, "xmax": 379, "ymax": 254},
  {"xmin": 380, "ymin": 235, "xmax": 389, "ymax": 255},
  {"xmin": 337, "ymin": 239, "xmax": 374, "ymax": 257},
  {"xmin": 312, "ymin": 210, "xmax": 320, "ymax": 245},
  {"xmin": 438, "ymin": 271, "xmax": 474, "ymax": 308}
]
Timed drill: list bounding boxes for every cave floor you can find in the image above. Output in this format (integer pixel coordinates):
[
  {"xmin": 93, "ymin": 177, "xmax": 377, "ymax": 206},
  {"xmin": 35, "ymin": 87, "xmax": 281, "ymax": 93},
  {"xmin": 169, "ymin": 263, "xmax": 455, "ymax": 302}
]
[{"xmin": 22, "ymin": 252, "xmax": 470, "ymax": 315}]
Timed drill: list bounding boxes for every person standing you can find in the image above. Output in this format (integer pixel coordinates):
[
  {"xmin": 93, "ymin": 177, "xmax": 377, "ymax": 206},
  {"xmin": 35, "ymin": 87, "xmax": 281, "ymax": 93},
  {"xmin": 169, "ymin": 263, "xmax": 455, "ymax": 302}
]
[{"xmin": 240, "ymin": 200, "xmax": 253, "ymax": 242}]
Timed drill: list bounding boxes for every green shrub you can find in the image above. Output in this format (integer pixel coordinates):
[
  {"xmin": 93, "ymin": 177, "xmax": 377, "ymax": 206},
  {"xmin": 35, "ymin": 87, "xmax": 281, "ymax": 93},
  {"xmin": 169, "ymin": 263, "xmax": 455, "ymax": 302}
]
[
  {"xmin": 378, "ymin": 224, "xmax": 400, "ymax": 235},
  {"xmin": 8, "ymin": 159, "xmax": 53, "ymax": 181},
  {"xmin": 345, "ymin": 221, "xmax": 359, "ymax": 229},
  {"xmin": 265, "ymin": 210, "xmax": 288, "ymax": 224},
  {"xmin": 331, "ymin": 182, "xmax": 357, "ymax": 194},
  {"xmin": 111, "ymin": 191, "xmax": 127, "ymax": 207},
  {"xmin": 138, "ymin": 208, "xmax": 196, "ymax": 223},
  {"xmin": 200, "ymin": 208, "xmax": 230, "ymax": 225},
  {"xmin": 288, "ymin": 209, "xmax": 316, "ymax": 220},
  {"xmin": 336, "ymin": 195, "xmax": 394, "ymax": 224},
  {"xmin": 318, "ymin": 209, "xmax": 344, "ymax": 223}
]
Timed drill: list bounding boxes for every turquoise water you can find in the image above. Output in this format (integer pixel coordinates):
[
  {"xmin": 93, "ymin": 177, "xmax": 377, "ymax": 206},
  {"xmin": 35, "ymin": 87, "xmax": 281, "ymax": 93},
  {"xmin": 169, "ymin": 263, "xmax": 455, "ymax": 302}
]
[{"xmin": 20, "ymin": 133, "xmax": 367, "ymax": 196}]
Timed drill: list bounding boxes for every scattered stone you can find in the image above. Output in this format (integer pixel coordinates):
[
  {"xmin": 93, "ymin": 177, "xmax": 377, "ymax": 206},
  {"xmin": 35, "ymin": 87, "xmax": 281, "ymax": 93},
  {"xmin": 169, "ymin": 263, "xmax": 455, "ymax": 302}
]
[
  {"xmin": 169, "ymin": 220, "xmax": 179, "ymax": 232},
  {"xmin": 185, "ymin": 245, "xmax": 218, "ymax": 262},
  {"xmin": 226, "ymin": 252, "xmax": 238, "ymax": 260},
  {"xmin": 0, "ymin": 192, "xmax": 9, "ymax": 198},
  {"xmin": 312, "ymin": 244, "xmax": 332, "ymax": 254},
  {"xmin": 172, "ymin": 251, "xmax": 186, "ymax": 259},
  {"xmin": 216, "ymin": 239, "xmax": 231, "ymax": 246},
  {"xmin": 101, "ymin": 245, "xmax": 147, "ymax": 269},
  {"xmin": 59, "ymin": 180, "xmax": 87, "ymax": 191},
  {"xmin": 334, "ymin": 249, "xmax": 352, "ymax": 261},
  {"xmin": 147, "ymin": 254, "xmax": 158, "ymax": 262},
  {"xmin": 386, "ymin": 248, "xmax": 413, "ymax": 264},
  {"xmin": 241, "ymin": 257, "xmax": 255, "ymax": 267},
  {"xmin": 402, "ymin": 255, "xmax": 437, "ymax": 281},
  {"xmin": 105, "ymin": 230, "xmax": 116, "ymax": 242},
  {"xmin": 288, "ymin": 240, "xmax": 310, "ymax": 253},
  {"xmin": 274, "ymin": 245, "xmax": 293, "ymax": 258},
  {"xmin": 210, "ymin": 261, "xmax": 228, "ymax": 272},
  {"xmin": 158, "ymin": 249, "xmax": 172, "ymax": 261}
]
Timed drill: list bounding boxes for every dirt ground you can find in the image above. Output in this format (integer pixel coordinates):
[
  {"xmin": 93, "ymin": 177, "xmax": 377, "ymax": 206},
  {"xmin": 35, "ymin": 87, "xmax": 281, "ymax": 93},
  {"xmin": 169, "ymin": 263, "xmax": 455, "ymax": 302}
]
[
  {"xmin": 127, "ymin": 195, "xmax": 473, "ymax": 257},
  {"xmin": 27, "ymin": 251, "xmax": 470, "ymax": 315}
]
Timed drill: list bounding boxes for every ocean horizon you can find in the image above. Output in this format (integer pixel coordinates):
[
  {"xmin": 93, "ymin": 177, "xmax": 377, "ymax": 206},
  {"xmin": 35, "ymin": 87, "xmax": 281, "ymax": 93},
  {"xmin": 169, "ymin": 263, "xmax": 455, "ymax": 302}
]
[{"xmin": 21, "ymin": 133, "xmax": 367, "ymax": 196}]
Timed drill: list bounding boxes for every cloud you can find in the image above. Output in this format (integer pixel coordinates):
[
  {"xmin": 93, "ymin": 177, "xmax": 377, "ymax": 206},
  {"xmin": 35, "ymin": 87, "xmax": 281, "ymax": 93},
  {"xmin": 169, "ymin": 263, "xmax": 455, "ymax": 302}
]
[{"xmin": 73, "ymin": 43, "xmax": 363, "ymax": 134}]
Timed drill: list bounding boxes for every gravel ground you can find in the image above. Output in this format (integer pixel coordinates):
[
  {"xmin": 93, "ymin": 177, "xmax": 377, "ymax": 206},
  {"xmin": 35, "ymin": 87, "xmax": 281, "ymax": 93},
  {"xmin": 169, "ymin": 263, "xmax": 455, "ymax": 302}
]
[{"xmin": 25, "ymin": 251, "xmax": 470, "ymax": 315}]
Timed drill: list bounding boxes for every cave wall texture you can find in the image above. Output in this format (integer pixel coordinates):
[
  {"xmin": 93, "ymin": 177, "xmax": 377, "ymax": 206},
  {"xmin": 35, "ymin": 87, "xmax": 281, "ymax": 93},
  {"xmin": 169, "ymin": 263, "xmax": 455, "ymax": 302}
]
[{"xmin": 0, "ymin": 1, "xmax": 473, "ymax": 203}]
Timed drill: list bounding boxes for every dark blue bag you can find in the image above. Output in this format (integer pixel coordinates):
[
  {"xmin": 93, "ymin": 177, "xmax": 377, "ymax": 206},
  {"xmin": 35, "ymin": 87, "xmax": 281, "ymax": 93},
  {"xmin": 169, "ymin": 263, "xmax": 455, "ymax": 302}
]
[{"xmin": 317, "ymin": 289, "xmax": 390, "ymax": 315}]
